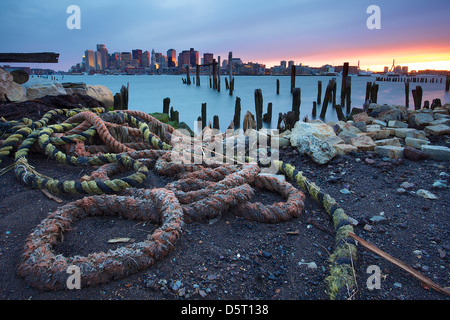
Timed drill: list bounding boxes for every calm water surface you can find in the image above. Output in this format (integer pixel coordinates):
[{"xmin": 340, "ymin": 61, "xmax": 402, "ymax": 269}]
[{"xmin": 42, "ymin": 74, "xmax": 449, "ymax": 132}]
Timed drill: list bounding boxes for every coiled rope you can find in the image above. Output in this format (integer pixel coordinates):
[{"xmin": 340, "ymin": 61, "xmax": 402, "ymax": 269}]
[{"xmin": 0, "ymin": 106, "xmax": 356, "ymax": 299}]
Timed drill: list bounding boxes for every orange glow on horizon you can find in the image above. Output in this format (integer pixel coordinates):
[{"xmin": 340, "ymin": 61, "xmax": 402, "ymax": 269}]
[{"xmin": 258, "ymin": 43, "xmax": 450, "ymax": 73}]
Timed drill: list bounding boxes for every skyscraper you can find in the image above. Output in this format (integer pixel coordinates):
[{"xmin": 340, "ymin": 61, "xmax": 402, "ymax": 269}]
[
  {"xmin": 142, "ymin": 51, "xmax": 150, "ymax": 68},
  {"xmin": 203, "ymin": 53, "xmax": 213, "ymax": 65},
  {"xmin": 178, "ymin": 50, "xmax": 190, "ymax": 67},
  {"xmin": 94, "ymin": 51, "xmax": 102, "ymax": 71},
  {"xmin": 132, "ymin": 49, "xmax": 142, "ymax": 67},
  {"xmin": 190, "ymin": 48, "xmax": 199, "ymax": 67},
  {"xmin": 84, "ymin": 50, "xmax": 95, "ymax": 72},
  {"xmin": 167, "ymin": 49, "xmax": 177, "ymax": 67},
  {"xmin": 97, "ymin": 44, "xmax": 109, "ymax": 70}
]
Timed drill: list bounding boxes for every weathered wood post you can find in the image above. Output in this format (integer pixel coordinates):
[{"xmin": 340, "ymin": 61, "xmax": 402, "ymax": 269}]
[
  {"xmin": 163, "ymin": 97, "xmax": 170, "ymax": 114},
  {"xmin": 254, "ymin": 89, "xmax": 263, "ymax": 130},
  {"xmin": 196, "ymin": 64, "xmax": 200, "ymax": 86},
  {"xmin": 263, "ymin": 102, "xmax": 272, "ymax": 122},
  {"xmin": 446, "ymin": 74, "xmax": 450, "ymax": 92},
  {"xmin": 320, "ymin": 81, "xmax": 332, "ymax": 119},
  {"xmin": 276, "ymin": 79, "xmax": 280, "ymax": 94},
  {"xmin": 186, "ymin": 66, "xmax": 191, "ymax": 85},
  {"xmin": 213, "ymin": 115, "xmax": 220, "ymax": 130},
  {"xmin": 290, "ymin": 65, "xmax": 296, "ymax": 93},
  {"xmin": 405, "ymin": 82, "xmax": 409, "ymax": 108},
  {"xmin": 331, "ymin": 79, "xmax": 337, "ymax": 108},
  {"xmin": 412, "ymin": 86, "xmax": 423, "ymax": 110},
  {"xmin": 228, "ymin": 51, "xmax": 233, "ymax": 96},
  {"xmin": 317, "ymin": 80, "xmax": 322, "ymax": 105},
  {"xmin": 365, "ymin": 82, "xmax": 372, "ymax": 103},
  {"xmin": 370, "ymin": 82, "xmax": 379, "ymax": 104},
  {"xmin": 225, "ymin": 77, "xmax": 229, "ymax": 90},
  {"xmin": 312, "ymin": 101, "xmax": 317, "ymax": 117},
  {"xmin": 217, "ymin": 56, "xmax": 221, "ymax": 92},
  {"xmin": 212, "ymin": 59, "xmax": 217, "ymax": 90},
  {"xmin": 234, "ymin": 97, "xmax": 241, "ymax": 129},
  {"xmin": 201, "ymin": 103, "xmax": 207, "ymax": 129},
  {"xmin": 292, "ymin": 87, "xmax": 301, "ymax": 123},
  {"xmin": 345, "ymin": 76, "xmax": 351, "ymax": 114},
  {"xmin": 340, "ymin": 62, "xmax": 349, "ymax": 108}
]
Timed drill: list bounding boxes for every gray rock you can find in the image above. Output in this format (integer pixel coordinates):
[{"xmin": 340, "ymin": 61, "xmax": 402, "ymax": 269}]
[
  {"xmin": 416, "ymin": 189, "xmax": 438, "ymax": 200},
  {"xmin": 421, "ymin": 145, "xmax": 450, "ymax": 161}
]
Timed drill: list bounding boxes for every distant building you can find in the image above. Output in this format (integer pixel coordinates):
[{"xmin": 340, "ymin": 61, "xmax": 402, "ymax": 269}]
[
  {"xmin": 151, "ymin": 49, "xmax": 156, "ymax": 66},
  {"xmin": 402, "ymin": 66, "xmax": 409, "ymax": 74},
  {"xmin": 121, "ymin": 52, "xmax": 131, "ymax": 64},
  {"xmin": 167, "ymin": 49, "xmax": 177, "ymax": 67},
  {"xmin": 189, "ymin": 48, "xmax": 199, "ymax": 67},
  {"xmin": 84, "ymin": 50, "xmax": 95, "ymax": 72},
  {"xmin": 203, "ymin": 53, "xmax": 213, "ymax": 65},
  {"xmin": 97, "ymin": 44, "xmax": 109, "ymax": 70},
  {"xmin": 141, "ymin": 51, "xmax": 150, "ymax": 68},
  {"xmin": 280, "ymin": 60, "xmax": 287, "ymax": 68},
  {"xmin": 288, "ymin": 60, "xmax": 294, "ymax": 69},
  {"xmin": 132, "ymin": 49, "xmax": 142, "ymax": 67},
  {"xmin": 94, "ymin": 51, "xmax": 102, "ymax": 71},
  {"xmin": 178, "ymin": 50, "xmax": 191, "ymax": 67},
  {"xmin": 384, "ymin": 66, "xmax": 389, "ymax": 73}
]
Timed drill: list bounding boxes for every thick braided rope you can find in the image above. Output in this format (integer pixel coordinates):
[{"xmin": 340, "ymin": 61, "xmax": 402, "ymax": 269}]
[
  {"xmin": 17, "ymin": 188, "xmax": 184, "ymax": 291},
  {"xmin": 274, "ymin": 160, "xmax": 357, "ymax": 300}
]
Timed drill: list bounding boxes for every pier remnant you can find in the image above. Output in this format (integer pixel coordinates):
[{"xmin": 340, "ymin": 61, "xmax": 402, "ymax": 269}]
[
  {"xmin": 228, "ymin": 52, "xmax": 233, "ymax": 96},
  {"xmin": 446, "ymin": 74, "xmax": 450, "ymax": 92},
  {"xmin": 290, "ymin": 65, "xmax": 296, "ymax": 93},
  {"xmin": 405, "ymin": 82, "xmax": 409, "ymax": 108},
  {"xmin": 292, "ymin": 87, "xmax": 301, "ymax": 123},
  {"xmin": 345, "ymin": 76, "xmax": 352, "ymax": 114},
  {"xmin": 317, "ymin": 81, "xmax": 322, "ymax": 105},
  {"xmin": 263, "ymin": 102, "xmax": 273, "ymax": 123},
  {"xmin": 412, "ymin": 86, "xmax": 423, "ymax": 110},
  {"xmin": 213, "ymin": 115, "xmax": 220, "ymax": 130},
  {"xmin": 163, "ymin": 97, "xmax": 170, "ymax": 114},
  {"xmin": 340, "ymin": 62, "xmax": 349, "ymax": 109},
  {"xmin": 233, "ymin": 97, "xmax": 241, "ymax": 129},
  {"xmin": 196, "ymin": 64, "xmax": 200, "ymax": 86},
  {"xmin": 254, "ymin": 89, "xmax": 263, "ymax": 130},
  {"xmin": 186, "ymin": 66, "xmax": 191, "ymax": 85},
  {"xmin": 276, "ymin": 79, "xmax": 280, "ymax": 95},
  {"xmin": 201, "ymin": 103, "xmax": 207, "ymax": 129}
]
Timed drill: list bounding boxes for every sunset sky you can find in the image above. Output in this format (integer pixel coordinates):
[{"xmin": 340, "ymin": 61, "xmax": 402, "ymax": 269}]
[{"xmin": 1, "ymin": 0, "xmax": 449, "ymax": 72}]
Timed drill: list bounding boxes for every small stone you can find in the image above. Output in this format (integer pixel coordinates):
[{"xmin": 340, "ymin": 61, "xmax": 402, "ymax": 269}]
[
  {"xmin": 388, "ymin": 120, "xmax": 408, "ymax": 128},
  {"xmin": 396, "ymin": 188, "xmax": 406, "ymax": 194},
  {"xmin": 403, "ymin": 146, "xmax": 429, "ymax": 161},
  {"xmin": 400, "ymin": 182, "xmax": 415, "ymax": 190},
  {"xmin": 393, "ymin": 282, "xmax": 403, "ymax": 289},
  {"xmin": 199, "ymin": 290, "xmax": 208, "ymax": 298},
  {"xmin": 404, "ymin": 137, "xmax": 430, "ymax": 149},
  {"xmin": 370, "ymin": 216, "xmax": 388, "ymax": 224},
  {"xmin": 363, "ymin": 224, "xmax": 373, "ymax": 231},
  {"xmin": 413, "ymin": 250, "xmax": 422, "ymax": 256},
  {"xmin": 424, "ymin": 124, "xmax": 450, "ymax": 136},
  {"xmin": 416, "ymin": 189, "xmax": 438, "ymax": 200},
  {"xmin": 421, "ymin": 145, "xmax": 450, "ymax": 161},
  {"xmin": 375, "ymin": 146, "xmax": 404, "ymax": 159},
  {"xmin": 262, "ymin": 251, "xmax": 272, "ymax": 259},
  {"xmin": 307, "ymin": 262, "xmax": 318, "ymax": 269},
  {"xmin": 339, "ymin": 188, "xmax": 351, "ymax": 195},
  {"xmin": 432, "ymin": 180, "xmax": 447, "ymax": 189}
]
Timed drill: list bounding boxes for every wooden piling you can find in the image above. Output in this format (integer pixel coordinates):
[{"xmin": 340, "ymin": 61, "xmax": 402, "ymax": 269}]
[
  {"xmin": 446, "ymin": 74, "xmax": 450, "ymax": 92},
  {"xmin": 412, "ymin": 86, "xmax": 423, "ymax": 110},
  {"xmin": 317, "ymin": 81, "xmax": 322, "ymax": 105},
  {"xmin": 340, "ymin": 62, "xmax": 349, "ymax": 109},
  {"xmin": 292, "ymin": 87, "xmax": 301, "ymax": 122},
  {"xmin": 345, "ymin": 76, "xmax": 351, "ymax": 114},
  {"xmin": 320, "ymin": 81, "xmax": 332, "ymax": 119},
  {"xmin": 365, "ymin": 82, "xmax": 372, "ymax": 103},
  {"xmin": 196, "ymin": 64, "xmax": 200, "ymax": 86},
  {"xmin": 201, "ymin": 103, "xmax": 207, "ymax": 129},
  {"xmin": 213, "ymin": 115, "xmax": 220, "ymax": 130},
  {"xmin": 234, "ymin": 97, "xmax": 241, "ymax": 129},
  {"xmin": 212, "ymin": 59, "xmax": 217, "ymax": 90},
  {"xmin": 254, "ymin": 89, "xmax": 263, "ymax": 130},
  {"xmin": 186, "ymin": 66, "xmax": 191, "ymax": 85},
  {"xmin": 228, "ymin": 52, "xmax": 233, "ymax": 96},
  {"xmin": 405, "ymin": 82, "xmax": 409, "ymax": 108},
  {"xmin": 276, "ymin": 79, "xmax": 280, "ymax": 95},
  {"xmin": 263, "ymin": 102, "xmax": 273, "ymax": 122},
  {"xmin": 312, "ymin": 101, "xmax": 317, "ymax": 117},
  {"xmin": 331, "ymin": 79, "xmax": 337, "ymax": 108},
  {"xmin": 225, "ymin": 77, "xmax": 229, "ymax": 90},
  {"xmin": 163, "ymin": 97, "xmax": 170, "ymax": 114},
  {"xmin": 370, "ymin": 82, "xmax": 379, "ymax": 104},
  {"xmin": 217, "ymin": 56, "xmax": 221, "ymax": 92},
  {"xmin": 290, "ymin": 65, "xmax": 296, "ymax": 93}
]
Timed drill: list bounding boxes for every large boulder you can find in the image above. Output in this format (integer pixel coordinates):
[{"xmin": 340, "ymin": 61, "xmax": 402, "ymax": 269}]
[
  {"xmin": 0, "ymin": 69, "xmax": 27, "ymax": 102},
  {"xmin": 63, "ymin": 82, "xmax": 114, "ymax": 110},
  {"xmin": 26, "ymin": 82, "xmax": 67, "ymax": 100},
  {"xmin": 288, "ymin": 121, "xmax": 336, "ymax": 164}
]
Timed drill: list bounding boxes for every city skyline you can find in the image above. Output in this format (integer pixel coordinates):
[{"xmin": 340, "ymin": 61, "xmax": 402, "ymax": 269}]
[{"xmin": 1, "ymin": 0, "xmax": 449, "ymax": 72}]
